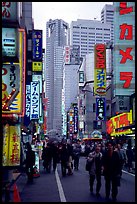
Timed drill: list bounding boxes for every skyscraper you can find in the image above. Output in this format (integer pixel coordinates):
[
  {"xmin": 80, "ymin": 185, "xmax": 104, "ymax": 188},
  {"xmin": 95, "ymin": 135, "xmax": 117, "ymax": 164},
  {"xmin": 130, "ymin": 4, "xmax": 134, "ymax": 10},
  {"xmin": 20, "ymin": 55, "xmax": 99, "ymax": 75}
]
[
  {"xmin": 101, "ymin": 4, "xmax": 114, "ymax": 44},
  {"xmin": 70, "ymin": 19, "xmax": 111, "ymax": 58},
  {"xmin": 46, "ymin": 19, "xmax": 69, "ymax": 135}
]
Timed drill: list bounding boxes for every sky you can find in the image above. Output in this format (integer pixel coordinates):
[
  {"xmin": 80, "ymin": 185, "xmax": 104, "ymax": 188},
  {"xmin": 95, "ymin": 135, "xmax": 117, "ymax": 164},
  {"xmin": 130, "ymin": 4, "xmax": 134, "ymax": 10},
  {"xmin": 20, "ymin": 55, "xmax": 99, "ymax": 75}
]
[{"xmin": 32, "ymin": 2, "xmax": 113, "ymax": 48}]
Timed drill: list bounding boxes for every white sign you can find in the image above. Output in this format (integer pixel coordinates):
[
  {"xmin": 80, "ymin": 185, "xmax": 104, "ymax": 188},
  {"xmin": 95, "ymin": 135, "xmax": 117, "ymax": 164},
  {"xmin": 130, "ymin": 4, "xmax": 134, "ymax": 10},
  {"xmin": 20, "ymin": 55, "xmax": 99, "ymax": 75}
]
[{"xmin": 30, "ymin": 81, "xmax": 40, "ymax": 119}]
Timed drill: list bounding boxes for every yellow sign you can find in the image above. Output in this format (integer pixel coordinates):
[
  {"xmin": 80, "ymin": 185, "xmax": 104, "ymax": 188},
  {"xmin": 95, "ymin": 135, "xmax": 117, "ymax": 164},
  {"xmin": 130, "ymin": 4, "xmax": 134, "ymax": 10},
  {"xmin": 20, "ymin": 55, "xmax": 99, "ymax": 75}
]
[
  {"xmin": 3, "ymin": 124, "xmax": 10, "ymax": 166},
  {"xmin": 32, "ymin": 61, "xmax": 42, "ymax": 71},
  {"xmin": 2, "ymin": 29, "xmax": 25, "ymax": 114},
  {"xmin": 3, "ymin": 124, "xmax": 21, "ymax": 166},
  {"xmin": 106, "ymin": 110, "xmax": 133, "ymax": 136},
  {"xmin": 94, "ymin": 44, "xmax": 106, "ymax": 96}
]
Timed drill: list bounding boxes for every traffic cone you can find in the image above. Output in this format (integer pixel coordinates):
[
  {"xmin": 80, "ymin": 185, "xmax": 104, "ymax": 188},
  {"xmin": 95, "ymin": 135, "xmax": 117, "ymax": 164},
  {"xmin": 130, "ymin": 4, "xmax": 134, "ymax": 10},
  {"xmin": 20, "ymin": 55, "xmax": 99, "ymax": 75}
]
[{"xmin": 13, "ymin": 183, "xmax": 21, "ymax": 202}]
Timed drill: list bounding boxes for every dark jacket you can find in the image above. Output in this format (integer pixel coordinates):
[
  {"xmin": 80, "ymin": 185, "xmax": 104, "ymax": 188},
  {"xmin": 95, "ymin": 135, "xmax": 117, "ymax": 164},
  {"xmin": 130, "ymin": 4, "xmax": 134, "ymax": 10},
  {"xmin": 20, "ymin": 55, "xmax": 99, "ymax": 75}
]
[
  {"xmin": 25, "ymin": 148, "xmax": 35, "ymax": 169},
  {"xmin": 102, "ymin": 150, "xmax": 121, "ymax": 178}
]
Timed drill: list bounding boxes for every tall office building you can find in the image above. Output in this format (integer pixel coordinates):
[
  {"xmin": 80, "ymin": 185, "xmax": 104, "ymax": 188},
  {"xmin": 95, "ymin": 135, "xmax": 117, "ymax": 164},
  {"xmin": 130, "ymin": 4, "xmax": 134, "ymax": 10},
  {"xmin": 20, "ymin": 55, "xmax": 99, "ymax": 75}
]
[
  {"xmin": 46, "ymin": 19, "xmax": 69, "ymax": 135},
  {"xmin": 70, "ymin": 19, "xmax": 111, "ymax": 58},
  {"xmin": 101, "ymin": 4, "xmax": 114, "ymax": 44}
]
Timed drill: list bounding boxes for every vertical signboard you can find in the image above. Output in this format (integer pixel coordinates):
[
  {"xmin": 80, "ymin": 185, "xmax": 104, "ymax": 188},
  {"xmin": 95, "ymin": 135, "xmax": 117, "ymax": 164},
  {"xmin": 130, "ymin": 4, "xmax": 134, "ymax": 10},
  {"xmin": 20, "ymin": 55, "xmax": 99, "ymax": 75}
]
[
  {"xmin": 2, "ymin": 29, "xmax": 26, "ymax": 115},
  {"xmin": 32, "ymin": 74, "xmax": 42, "ymax": 93},
  {"xmin": 113, "ymin": 2, "xmax": 135, "ymax": 96},
  {"xmin": 32, "ymin": 30, "xmax": 42, "ymax": 61},
  {"xmin": 96, "ymin": 98, "xmax": 106, "ymax": 121},
  {"xmin": 24, "ymin": 85, "xmax": 31, "ymax": 126},
  {"xmin": 3, "ymin": 124, "xmax": 21, "ymax": 166},
  {"xmin": 94, "ymin": 44, "xmax": 106, "ymax": 96},
  {"xmin": 64, "ymin": 46, "xmax": 70, "ymax": 64},
  {"xmin": 73, "ymin": 106, "xmax": 78, "ymax": 134},
  {"xmin": 30, "ymin": 81, "xmax": 40, "ymax": 120}
]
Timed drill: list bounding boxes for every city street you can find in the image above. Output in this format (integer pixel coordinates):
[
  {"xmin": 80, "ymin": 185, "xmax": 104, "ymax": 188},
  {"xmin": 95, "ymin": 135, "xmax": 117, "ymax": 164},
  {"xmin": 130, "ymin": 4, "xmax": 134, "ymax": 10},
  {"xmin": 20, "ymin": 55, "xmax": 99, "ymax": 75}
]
[{"xmin": 15, "ymin": 157, "xmax": 135, "ymax": 202}]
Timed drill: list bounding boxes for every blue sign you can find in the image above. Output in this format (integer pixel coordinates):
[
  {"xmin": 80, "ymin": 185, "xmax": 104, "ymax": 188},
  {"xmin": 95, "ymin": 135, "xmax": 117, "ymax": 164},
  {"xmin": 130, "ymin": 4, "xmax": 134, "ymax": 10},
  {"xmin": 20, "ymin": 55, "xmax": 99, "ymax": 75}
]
[{"xmin": 32, "ymin": 30, "xmax": 42, "ymax": 61}]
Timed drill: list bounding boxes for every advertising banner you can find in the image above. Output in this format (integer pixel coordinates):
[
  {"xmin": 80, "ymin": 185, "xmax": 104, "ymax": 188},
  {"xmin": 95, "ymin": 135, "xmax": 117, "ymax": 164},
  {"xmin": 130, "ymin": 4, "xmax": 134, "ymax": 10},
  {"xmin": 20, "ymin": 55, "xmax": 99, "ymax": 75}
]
[
  {"xmin": 30, "ymin": 81, "xmax": 40, "ymax": 120},
  {"xmin": 113, "ymin": 2, "xmax": 135, "ymax": 96},
  {"xmin": 3, "ymin": 124, "xmax": 21, "ymax": 166},
  {"xmin": 2, "ymin": 29, "xmax": 26, "ymax": 115},
  {"xmin": 74, "ymin": 106, "xmax": 78, "ymax": 133},
  {"xmin": 94, "ymin": 44, "xmax": 106, "ymax": 96},
  {"xmin": 24, "ymin": 84, "xmax": 31, "ymax": 126},
  {"xmin": 106, "ymin": 110, "xmax": 133, "ymax": 136},
  {"xmin": 32, "ymin": 30, "xmax": 42, "ymax": 61}
]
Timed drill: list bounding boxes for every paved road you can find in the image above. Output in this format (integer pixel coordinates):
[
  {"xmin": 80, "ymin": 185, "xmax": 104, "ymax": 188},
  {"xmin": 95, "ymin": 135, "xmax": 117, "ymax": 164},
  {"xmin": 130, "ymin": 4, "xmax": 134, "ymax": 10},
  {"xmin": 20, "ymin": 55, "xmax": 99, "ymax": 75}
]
[{"xmin": 16, "ymin": 157, "xmax": 135, "ymax": 202}]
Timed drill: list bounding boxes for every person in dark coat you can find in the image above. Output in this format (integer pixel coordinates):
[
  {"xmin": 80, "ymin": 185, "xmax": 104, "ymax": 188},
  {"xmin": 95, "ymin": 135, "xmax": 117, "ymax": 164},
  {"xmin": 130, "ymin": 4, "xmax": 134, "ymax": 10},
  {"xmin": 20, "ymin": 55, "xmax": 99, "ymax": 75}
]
[
  {"xmin": 102, "ymin": 142, "xmax": 122, "ymax": 202},
  {"xmin": 42, "ymin": 142, "xmax": 52, "ymax": 173},
  {"xmin": 59, "ymin": 143, "xmax": 70, "ymax": 176},
  {"xmin": 126, "ymin": 145, "xmax": 134, "ymax": 172},
  {"xmin": 25, "ymin": 142, "xmax": 35, "ymax": 183},
  {"xmin": 73, "ymin": 141, "xmax": 81, "ymax": 170},
  {"xmin": 51, "ymin": 141, "xmax": 59, "ymax": 172}
]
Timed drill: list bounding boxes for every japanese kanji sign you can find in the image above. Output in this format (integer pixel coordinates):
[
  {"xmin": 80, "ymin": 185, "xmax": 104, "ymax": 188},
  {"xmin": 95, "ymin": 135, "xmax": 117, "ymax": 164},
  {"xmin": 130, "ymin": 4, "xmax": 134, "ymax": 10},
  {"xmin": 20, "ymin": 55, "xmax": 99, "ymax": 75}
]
[
  {"xmin": 113, "ymin": 2, "xmax": 135, "ymax": 96},
  {"xmin": 96, "ymin": 97, "xmax": 106, "ymax": 121},
  {"xmin": 3, "ymin": 124, "xmax": 21, "ymax": 166},
  {"xmin": 30, "ymin": 81, "xmax": 40, "ymax": 119},
  {"xmin": 32, "ymin": 30, "xmax": 42, "ymax": 61},
  {"xmin": 94, "ymin": 44, "xmax": 106, "ymax": 96}
]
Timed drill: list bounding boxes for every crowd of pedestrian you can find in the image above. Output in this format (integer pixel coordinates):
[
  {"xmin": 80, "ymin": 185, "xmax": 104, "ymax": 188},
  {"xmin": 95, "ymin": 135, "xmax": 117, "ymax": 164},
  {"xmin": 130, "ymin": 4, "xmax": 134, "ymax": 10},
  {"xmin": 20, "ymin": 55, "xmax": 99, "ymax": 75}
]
[{"xmin": 22, "ymin": 137, "xmax": 135, "ymax": 202}]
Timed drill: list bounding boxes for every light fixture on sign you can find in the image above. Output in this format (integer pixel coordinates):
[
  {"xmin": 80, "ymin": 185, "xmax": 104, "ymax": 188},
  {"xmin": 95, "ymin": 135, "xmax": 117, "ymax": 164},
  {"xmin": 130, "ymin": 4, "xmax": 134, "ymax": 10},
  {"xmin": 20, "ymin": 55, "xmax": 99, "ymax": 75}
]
[{"xmin": 2, "ymin": 88, "xmax": 19, "ymax": 111}]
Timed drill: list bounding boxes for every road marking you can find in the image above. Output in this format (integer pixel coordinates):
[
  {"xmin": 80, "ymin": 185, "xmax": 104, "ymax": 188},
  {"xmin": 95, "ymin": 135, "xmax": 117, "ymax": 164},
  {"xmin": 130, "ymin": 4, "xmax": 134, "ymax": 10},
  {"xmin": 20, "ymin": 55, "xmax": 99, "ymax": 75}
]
[
  {"xmin": 122, "ymin": 170, "xmax": 135, "ymax": 176},
  {"xmin": 55, "ymin": 169, "xmax": 67, "ymax": 202}
]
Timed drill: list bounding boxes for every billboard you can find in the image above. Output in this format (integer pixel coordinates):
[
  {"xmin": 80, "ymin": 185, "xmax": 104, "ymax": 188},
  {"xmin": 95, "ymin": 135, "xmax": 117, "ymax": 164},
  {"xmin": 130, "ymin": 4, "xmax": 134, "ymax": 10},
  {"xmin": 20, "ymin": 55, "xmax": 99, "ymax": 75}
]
[
  {"xmin": 3, "ymin": 124, "xmax": 21, "ymax": 166},
  {"xmin": 113, "ymin": 2, "xmax": 135, "ymax": 96},
  {"xmin": 94, "ymin": 44, "xmax": 106, "ymax": 96},
  {"xmin": 32, "ymin": 30, "xmax": 42, "ymax": 61},
  {"xmin": 30, "ymin": 81, "xmax": 40, "ymax": 120},
  {"xmin": 2, "ymin": 29, "xmax": 26, "ymax": 115},
  {"xmin": 106, "ymin": 110, "xmax": 133, "ymax": 136}
]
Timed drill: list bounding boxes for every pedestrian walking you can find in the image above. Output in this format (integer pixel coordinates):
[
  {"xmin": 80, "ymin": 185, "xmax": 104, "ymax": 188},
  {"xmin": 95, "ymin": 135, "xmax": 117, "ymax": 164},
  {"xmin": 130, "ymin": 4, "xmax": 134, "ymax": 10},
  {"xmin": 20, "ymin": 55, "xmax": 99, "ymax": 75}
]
[
  {"xmin": 114, "ymin": 143, "xmax": 126, "ymax": 176},
  {"xmin": 42, "ymin": 142, "xmax": 52, "ymax": 173},
  {"xmin": 59, "ymin": 142, "xmax": 69, "ymax": 177},
  {"xmin": 126, "ymin": 145, "xmax": 134, "ymax": 173},
  {"xmin": 24, "ymin": 142, "xmax": 35, "ymax": 183},
  {"xmin": 102, "ymin": 141, "xmax": 122, "ymax": 202},
  {"xmin": 66, "ymin": 141, "xmax": 73, "ymax": 175},
  {"xmin": 51, "ymin": 141, "xmax": 59, "ymax": 172},
  {"xmin": 86, "ymin": 145, "xmax": 103, "ymax": 197},
  {"xmin": 73, "ymin": 140, "xmax": 81, "ymax": 170}
]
